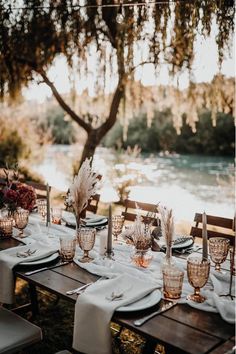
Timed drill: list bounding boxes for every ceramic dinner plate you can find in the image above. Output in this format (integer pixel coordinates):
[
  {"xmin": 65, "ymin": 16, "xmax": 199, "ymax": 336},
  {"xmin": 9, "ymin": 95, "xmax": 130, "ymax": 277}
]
[
  {"xmin": 62, "ymin": 211, "xmax": 107, "ymax": 228},
  {"xmin": 86, "ymin": 218, "xmax": 108, "ymax": 227},
  {"xmin": 117, "ymin": 289, "xmax": 161, "ymax": 312},
  {"xmin": 172, "ymin": 237, "xmax": 194, "ymax": 249},
  {"xmin": 20, "ymin": 252, "xmax": 59, "ymax": 266}
]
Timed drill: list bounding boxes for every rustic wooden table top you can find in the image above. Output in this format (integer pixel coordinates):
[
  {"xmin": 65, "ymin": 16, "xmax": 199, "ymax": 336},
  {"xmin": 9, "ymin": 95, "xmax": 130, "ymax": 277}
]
[{"xmin": 0, "ymin": 237, "xmax": 235, "ymax": 354}]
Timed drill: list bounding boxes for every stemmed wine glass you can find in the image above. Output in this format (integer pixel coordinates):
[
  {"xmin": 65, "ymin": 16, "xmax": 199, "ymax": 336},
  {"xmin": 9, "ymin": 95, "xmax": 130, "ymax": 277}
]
[
  {"xmin": 77, "ymin": 228, "xmax": 96, "ymax": 263},
  {"xmin": 187, "ymin": 256, "xmax": 210, "ymax": 303},
  {"xmin": 14, "ymin": 209, "xmax": 29, "ymax": 238},
  {"xmin": 112, "ymin": 215, "xmax": 124, "ymax": 241},
  {"xmin": 209, "ymin": 237, "xmax": 230, "ymax": 272}
]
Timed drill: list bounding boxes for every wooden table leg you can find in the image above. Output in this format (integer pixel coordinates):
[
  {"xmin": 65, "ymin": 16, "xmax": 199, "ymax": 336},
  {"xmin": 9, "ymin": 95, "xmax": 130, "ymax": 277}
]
[
  {"xmin": 29, "ymin": 283, "xmax": 39, "ymax": 317},
  {"xmin": 143, "ymin": 339, "xmax": 157, "ymax": 354}
]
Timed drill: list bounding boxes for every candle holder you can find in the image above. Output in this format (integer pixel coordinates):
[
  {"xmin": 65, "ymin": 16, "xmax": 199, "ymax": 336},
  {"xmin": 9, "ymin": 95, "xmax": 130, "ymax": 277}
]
[
  {"xmin": 0, "ymin": 217, "xmax": 13, "ymax": 238},
  {"xmin": 104, "ymin": 249, "xmax": 115, "ymax": 260}
]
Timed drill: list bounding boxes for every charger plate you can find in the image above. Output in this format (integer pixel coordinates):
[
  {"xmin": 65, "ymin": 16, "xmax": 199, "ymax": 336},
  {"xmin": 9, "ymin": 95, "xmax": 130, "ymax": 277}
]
[
  {"xmin": 117, "ymin": 289, "xmax": 161, "ymax": 312},
  {"xmin": 20, "ymin": 252, "xmax": 59, "ymax": 266}
]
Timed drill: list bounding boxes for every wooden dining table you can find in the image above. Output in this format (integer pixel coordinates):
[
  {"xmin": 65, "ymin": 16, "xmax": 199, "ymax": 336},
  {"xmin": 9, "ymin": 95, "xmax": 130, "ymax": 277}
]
[{"xmin": 0, "ymin": 236, "xmax": 235, "ymax": 354}]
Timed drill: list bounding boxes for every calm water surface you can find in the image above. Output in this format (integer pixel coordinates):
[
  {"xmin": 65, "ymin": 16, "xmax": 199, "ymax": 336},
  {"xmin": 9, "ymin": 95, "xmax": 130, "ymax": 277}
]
[{"xmin": 32, "ymin": 145, "xmax": 235, "ymax": 222}]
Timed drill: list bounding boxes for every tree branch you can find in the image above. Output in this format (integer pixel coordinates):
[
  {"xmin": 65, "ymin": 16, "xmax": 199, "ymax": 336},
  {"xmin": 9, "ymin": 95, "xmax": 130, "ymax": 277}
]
[{"xmin": 38, "ymin": 70, "xmax": 91, "ymax": 133}]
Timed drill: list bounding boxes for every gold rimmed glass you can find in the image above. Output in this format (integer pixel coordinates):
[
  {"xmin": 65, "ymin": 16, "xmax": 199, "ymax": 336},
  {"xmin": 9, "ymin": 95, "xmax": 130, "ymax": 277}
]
[
  {"xmin": 209, "ymin": 237, "xmax": 230, "ymax": 272},
  {"xmin": 37, "ymin": 199, "xmax": 47, "ymax": 222},
  {"xmin": 77, "ymin": 228, "xmax": 96, "ymax": 263},
  {"xmin": 14, "ymin": 209, "xmax": 29, "ymax": 238},
  {"xmin": 112, "ymin": 215, "xmax": 124, "ymax": 241},
  {"xmin": 187, "ymin": 256, "xmax": 210, "ymax": 303}
]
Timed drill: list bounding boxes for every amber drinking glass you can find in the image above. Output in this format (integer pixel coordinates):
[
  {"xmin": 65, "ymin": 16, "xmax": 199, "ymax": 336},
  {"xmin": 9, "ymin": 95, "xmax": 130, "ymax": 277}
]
[
  {"xmin": 112, "ymin": 215, "xmax": 125, "ymax": 241},
  {"xmin": 209, "ymin": 237, "xmax": 230, "ymax": 272},
  {"xmin": 51, "ymin": 207, "xmax": 62, "ymax": 225},
  {"xmin": 187, "ymin": 256, "xmax": 210, "ymax": 303},
  {"xmin": 163, "ymin": 267, "xmax": 184, "ymax": 299},
  {"xmin": 59, "ymin": 236, "xmax": 76, "ymax": 262},
  {"xmin": 77, "ymin": 228, "xmax": 96, "ymax": 263},
  {"xmin": 0, "ymin": 217, "xmax": 13, "ymax": 238},
  {"xmin": 37, "ymin": 199, "xmax": 47, "ymax": 222},
  {"xmin": 14, "ymin": 209, "xmax": 29, "ymax": 238}
]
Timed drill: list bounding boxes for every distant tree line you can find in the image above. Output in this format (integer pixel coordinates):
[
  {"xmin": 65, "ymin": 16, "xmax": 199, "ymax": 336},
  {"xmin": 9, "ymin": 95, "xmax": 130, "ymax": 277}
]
[{"xmin": 102, "ymin": 110, "xmax": 234, "ymax": 156}]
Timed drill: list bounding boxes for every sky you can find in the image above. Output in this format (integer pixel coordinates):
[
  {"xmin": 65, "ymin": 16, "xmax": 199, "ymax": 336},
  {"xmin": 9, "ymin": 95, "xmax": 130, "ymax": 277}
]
[{"xmin": 23, "ymin": 23, "xmax": 235, "ymax": 103}]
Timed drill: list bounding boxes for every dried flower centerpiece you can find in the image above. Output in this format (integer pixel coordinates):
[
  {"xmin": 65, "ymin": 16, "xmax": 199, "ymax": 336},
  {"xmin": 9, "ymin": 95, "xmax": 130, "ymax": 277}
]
[
  {"xmin": 159, "ymin": 205, "xmax": 176, "ymax": 269},
  {"xmin": 66, "ymin": 158, "xmax": 100, "ymax": 229},
  {"xmin": 131, "ymin": 213, "xmax": 153, "ymax": 268}
]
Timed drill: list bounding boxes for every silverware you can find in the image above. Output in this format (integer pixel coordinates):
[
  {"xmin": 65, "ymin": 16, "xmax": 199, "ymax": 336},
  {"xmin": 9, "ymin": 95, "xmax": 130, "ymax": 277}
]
[
  {"xmin": 24, "ymin": 261, "xmax": 69, "ymax": 275},
  {"xmin": 66, "ymin": 282, "xmax": 93, "ymax": 295},
  {"xmin": 133, "ymin": 300, "xmax": 177, "ymax": 327},
  {"xmin": 66, "ymin": 276, "xmax": 107, "ymax": 295}
]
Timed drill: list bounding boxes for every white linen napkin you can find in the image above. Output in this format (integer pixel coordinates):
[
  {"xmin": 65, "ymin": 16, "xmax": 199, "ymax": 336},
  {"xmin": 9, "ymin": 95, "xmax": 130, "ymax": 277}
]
[
  {"xmin": 0, "ymin": 242, "xmax": 58, "ymax": 304},
  {"xmin": 73, "ymin": 274, "xmax": 158, "ymax": 354}
]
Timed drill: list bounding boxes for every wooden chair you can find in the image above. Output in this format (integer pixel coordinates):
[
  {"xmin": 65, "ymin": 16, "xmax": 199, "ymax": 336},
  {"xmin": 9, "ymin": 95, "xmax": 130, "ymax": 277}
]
[
  {"xmin": 86, "ymin": 193, "xmax": 100, "ymax": 214},
  {"xmin": 121, "ymin": 199, "xmax": 159, "ymax": 226},
  {"xmin": 26, "ymin": 181, "xmax": 51, "ymax": 200},
  {"xmin": 190, "ymin": 213, "xmax": 235, "ymax": 246},
  {"xmin": 0, "ymin": 306, "xmax": 42, "ymax": 353}
]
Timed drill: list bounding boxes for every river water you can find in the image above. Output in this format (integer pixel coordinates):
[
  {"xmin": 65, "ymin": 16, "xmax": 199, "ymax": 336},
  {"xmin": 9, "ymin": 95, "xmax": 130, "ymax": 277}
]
[{"xmin": 32, "ymin": 144, "xmax": 235, "ymax": 223}]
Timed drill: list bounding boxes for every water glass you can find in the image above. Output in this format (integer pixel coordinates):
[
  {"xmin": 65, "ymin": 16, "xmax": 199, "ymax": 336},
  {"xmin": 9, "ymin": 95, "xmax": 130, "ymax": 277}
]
[
  {"xmin": 187, "ymin": 256, "xmax": 210, "ymax": 303},
  {"xmin": 0, "ymin": 217, "xmax": 13, "ymax": 238},
  {"xmin": 59, "ymin": 236, "xmax": 76, "ymax": 262},
  {"xmin": 163, "ymin": 267, "xmax": 184, "ymax": 299},
  {"xmin": 112, "ymin": 215, "xmax": 125, "ymax": 241},
  {"xmin": 209, "ymin": 237, "xmax": 230, "ymax": 272},
  {"xmin": 14, "ymin": 209, "xmax": 29, "ymax": 238},
  {"xmin": 37, "ymin": 199, "xmax": 47, "ymax": 222},
  {"xmin": 51, "ymin": 207, "xmax": 62, "ymax": 225},
  {"xmin": 77, "ymin": 228, "xmax": 96, "ymax": 263}
]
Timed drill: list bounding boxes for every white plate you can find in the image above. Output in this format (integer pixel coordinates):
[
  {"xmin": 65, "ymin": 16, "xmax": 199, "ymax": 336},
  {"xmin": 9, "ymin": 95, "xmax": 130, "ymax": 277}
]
[
  {"xmin": 117, "ymin": 289, "xmax": 161, "ymax": 312},
  {"xmin": 86, "ymin": 219, "xmax": 108, "ymax": 227},
  {"xmin": 20, "ymin": 252, "xmax": 59, "ymax": 266},
  {"xmin": 172, "ymin": 238, "xmax": 194, "ymax": 249}
]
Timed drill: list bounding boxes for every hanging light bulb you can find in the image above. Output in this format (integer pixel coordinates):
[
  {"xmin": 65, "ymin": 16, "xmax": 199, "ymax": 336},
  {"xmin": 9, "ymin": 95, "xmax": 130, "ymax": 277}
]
[{"xmin": 116, "ymin": 2, "xmax": 124, "ymax": 24}]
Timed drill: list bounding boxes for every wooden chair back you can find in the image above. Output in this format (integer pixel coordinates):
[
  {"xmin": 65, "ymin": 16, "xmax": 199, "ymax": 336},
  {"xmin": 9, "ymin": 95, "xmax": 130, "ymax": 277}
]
[
  {"xmin": 190, "ymin": 213, "xmax": 235, "ymax": 246},
  {"xmin": 26, "ymin": 181, "xmax": 51, "ymax": 200},
  {"xmin": 86, "ymin": 193, "xmax": 100, "ymax": 214},
  {"xmin": 121, "ymin": 199, "xmax": 159, "ymax": 226}
]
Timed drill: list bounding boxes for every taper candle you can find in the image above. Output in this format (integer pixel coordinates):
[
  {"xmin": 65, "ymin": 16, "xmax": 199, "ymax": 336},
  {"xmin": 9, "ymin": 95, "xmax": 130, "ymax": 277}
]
[
  {"xmin": 202, "ymin": 211, "xmax": 208, "ymax": 261},
  {"xmin": 46, "ymin": 183, "xmax": 50, "ymax": 227},
  {"xmin": 107, "ymin": 203, "xmax": 112, "ymax": 255}
]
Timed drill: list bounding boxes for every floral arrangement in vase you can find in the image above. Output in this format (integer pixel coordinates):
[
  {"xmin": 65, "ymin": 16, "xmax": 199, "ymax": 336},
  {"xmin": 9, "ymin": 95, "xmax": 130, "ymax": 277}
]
[
  {"xmin": 66, "ymin": 158, "xmax": 100, "ymax": 228},
  {"xmin": 0, "ymin": 170, "xmax": 36, "ymax": 214}
]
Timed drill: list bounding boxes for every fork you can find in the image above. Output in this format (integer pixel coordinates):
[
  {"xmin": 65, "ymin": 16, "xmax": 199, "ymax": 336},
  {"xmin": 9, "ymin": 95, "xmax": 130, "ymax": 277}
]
[{"xmin": 66, "ymin": 276, "xmax": 107, "ymax": 295}]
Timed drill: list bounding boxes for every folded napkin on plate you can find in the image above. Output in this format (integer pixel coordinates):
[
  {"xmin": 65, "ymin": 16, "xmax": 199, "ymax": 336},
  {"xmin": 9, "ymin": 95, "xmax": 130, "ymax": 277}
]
[
  {"xmin": 0, "ymin": 242, "xmax": 58, "ymax": 304},
  {"xmin": 73, "ymin": 274, "xmax": 158, "ymax": 354}
]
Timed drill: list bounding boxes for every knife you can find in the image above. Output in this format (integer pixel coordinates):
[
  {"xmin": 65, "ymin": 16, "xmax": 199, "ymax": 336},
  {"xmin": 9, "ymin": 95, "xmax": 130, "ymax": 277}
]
[
  {"xmin": 133, "ymin": 300, "xmax": 177, "ymax": 326},
  {"xmin": 24, "ymin": 261, "xmax": 69, "ymax": 276}
]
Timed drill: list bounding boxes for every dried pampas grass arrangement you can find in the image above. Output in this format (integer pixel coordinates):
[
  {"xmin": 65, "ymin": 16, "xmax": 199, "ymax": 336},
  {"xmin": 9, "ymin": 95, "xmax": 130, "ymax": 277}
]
[
  {"xmin": 133, "ymin": 213, "xmax": 152, "ymax": 250},
  {"xmin": 159, "ymin": 205, "xmax": 175, "ymax": 248},
  {"xmin": 68, "ymin": 158, "xmax": 100, "ymax": 219}
]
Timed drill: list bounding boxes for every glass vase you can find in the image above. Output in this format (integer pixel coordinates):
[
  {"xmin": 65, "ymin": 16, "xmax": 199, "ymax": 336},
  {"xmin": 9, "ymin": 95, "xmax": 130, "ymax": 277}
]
[
  {"xmin": 162, "ymin": 244, "xmax": 175, "ymax": 270},
  {"xmin": 131, "ymin": 247, "xmax": 153, "ymax": 268}
]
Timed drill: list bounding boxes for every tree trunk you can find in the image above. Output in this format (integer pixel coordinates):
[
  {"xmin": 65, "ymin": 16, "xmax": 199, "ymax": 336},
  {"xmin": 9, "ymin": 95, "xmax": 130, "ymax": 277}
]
[{"xmin": 80, "ymin": 130, "xmax": 99, "ymax": 168}]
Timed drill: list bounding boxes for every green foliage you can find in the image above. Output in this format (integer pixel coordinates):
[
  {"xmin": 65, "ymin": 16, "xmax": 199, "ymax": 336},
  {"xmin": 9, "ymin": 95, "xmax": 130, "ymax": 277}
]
[
  {"xmin": 41, "ymin": 106, "xmax": 77, "ymax": 145},
  {"xmin": 103, "ymin": 111, "xmax": 235, "ymax": 156},
  {"xmin": 0, "ymin": 127, "xmax": 29, "ymax": 167}
]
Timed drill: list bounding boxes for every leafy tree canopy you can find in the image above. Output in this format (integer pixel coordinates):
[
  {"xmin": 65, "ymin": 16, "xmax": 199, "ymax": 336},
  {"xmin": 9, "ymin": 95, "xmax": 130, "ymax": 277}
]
[{"xmin": 0, "ymin": 0, "xmax": 234, "ymax": 164}]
